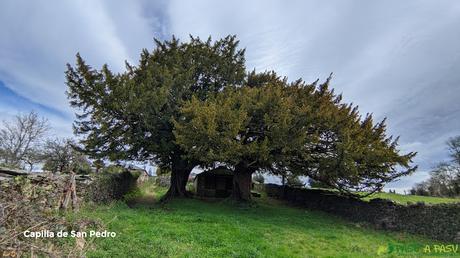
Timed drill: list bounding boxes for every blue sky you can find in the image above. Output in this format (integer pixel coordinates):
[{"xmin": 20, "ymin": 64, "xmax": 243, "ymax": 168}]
[{"xmin": 1, "ymin": 0, "xmax": 460, "ymax": 191}]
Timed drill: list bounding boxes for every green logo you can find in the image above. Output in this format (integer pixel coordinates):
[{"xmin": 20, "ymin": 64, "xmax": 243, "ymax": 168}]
[{"xmin": 377, "ymin": 243, "xmax": 459, "ymax": 256}]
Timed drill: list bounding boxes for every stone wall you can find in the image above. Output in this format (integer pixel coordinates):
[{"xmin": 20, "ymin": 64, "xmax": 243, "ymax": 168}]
[
  {"xmin": 0, "ymin": 169, "xmax": 138, "ymax": 255},
  {"xmin": 81, "ymin": 171, "xmax": 138, "ymax": 203},
  {"xmin": 265, "ymin": 184, "xmax": 460, "ymax": 242},
  {"xmin": 0, "ymin": 169, "xmax": 139, "ymax": 206}
]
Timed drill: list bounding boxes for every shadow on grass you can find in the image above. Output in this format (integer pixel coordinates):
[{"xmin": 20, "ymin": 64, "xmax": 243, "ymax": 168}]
[
  {"xmin": 122, "ymin": 184, "xmax": 429, "ymax": 245},
  {"xmin": 78, "ymin": 186, "xmax": 435, "ymax": 258}
]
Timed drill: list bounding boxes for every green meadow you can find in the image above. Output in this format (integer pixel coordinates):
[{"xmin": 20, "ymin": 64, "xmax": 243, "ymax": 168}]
[
  {"xmin": 66, "ymin": 183, "xmax": 457, "ymax": 258},
  {"xmin": 365, "ymin": 192, "xmax": 460, "ymax": 205}
]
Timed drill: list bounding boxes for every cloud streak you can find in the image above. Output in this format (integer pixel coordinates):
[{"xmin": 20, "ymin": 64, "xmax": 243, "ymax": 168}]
[
  {"xmin": 0, "ymin": 0, "xmax": 163, "ymax": 111},
  {"xmin": 1, "ymin": 0, "xmax": 459, "ymax": 190},
  {"xmin": 0, "ymin": 0, "xmax": 163, "ymax": 136},
  {"xmin": 167, "ymin": 0, "xmax": 460, "ymax": 191}
]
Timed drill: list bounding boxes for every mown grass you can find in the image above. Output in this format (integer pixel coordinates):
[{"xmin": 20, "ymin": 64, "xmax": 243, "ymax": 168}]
[
  {"xmin": 70, "ymin": 182, "xmax": 453, "ymax": 258},
  {"xmin": 364, "ymin": 192, "xmax": 460, "ymax": 205}
]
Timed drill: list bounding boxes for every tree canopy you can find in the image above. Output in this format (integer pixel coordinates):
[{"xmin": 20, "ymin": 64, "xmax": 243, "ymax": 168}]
[
  {"xmin": 174, "ymin": 74, "xmax": 302, "ymax": 200},
  {"xmin": 284, "ymin": 76, "xmax": 417, "ymax": 195},
  {"xmin": 66, "ymin": 35, "xmax": 416, "ymax": 201},
  {"xmin": 174, "ymin": 72, "xmax": 417, "ymax": 200},
  {"xmin": 66, "ymin": 35, "xmax": 246, "ymax": 199}
]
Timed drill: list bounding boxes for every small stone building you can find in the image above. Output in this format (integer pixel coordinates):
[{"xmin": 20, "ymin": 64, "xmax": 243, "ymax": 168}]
[{"xmin": 194, "ymin": 166, "xmax": 233, "ymax": 198}]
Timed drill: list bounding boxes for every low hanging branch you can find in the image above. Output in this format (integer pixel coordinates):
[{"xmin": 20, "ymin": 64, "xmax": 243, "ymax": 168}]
[{"xmin": 58, "ymin": 172, "xmax": 78, "ymax": 211}]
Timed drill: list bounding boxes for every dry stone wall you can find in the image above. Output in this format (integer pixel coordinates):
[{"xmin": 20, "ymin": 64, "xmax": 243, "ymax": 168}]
[{"xmin": 265, "ymin": 184, "xmax": 460, "ymax": 242}]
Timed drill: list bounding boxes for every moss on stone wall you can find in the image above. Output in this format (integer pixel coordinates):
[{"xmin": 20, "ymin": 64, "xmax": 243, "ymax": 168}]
[
  {"xmin": 81, "ymin": 171, "xmax": 138, "ymax": 203},
  {"xmin": 265, "ymin": 184, "xmax": 460, "ymax": 242}
]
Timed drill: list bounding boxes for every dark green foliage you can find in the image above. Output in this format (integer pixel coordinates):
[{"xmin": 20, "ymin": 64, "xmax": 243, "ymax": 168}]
[
  {"xmin": 66, "ymin": 35, "xmax": 246, "ymax": 198},
  {"xmin": 155, "ymin": 167, "xmax": 171, "ymax": 176},
  {"xmin": 84, "ymin": 171, "xmax": 138, "ymax": 203},
  {"xmin": 67, "ymin": 34, "xmax": 416, "ymax": 200},
  {"xmin": 174, "ymin": 79, "xmax": 293, "ymax": 169},
  {"xmin": 93, "ymin": 159, "xmax": 104, "ymax": 173},
  {"xmin": 71, "ymin": 151, "xmax": 92, "ymax": 174},
  {"xmin": 283, "ymin": 76, "xmax": 417, "ymax": 196},
  {"xmin": 308, "ymin": 178, "xmax": 331, "ymax": 189},
  {"xmin": 102, "ymin": 164, "xmax": 125, "ymax": 174},
  {"xmin": 174, "ymin": 72, "xmax": 416, "ymax": 198},
  {"xmin": 66, "ymin": 35, "xmax": 245, "ymax": 163},
  {"xmin": 286, "ymin": 175, "xmax": 304, "ymax": 188},
  {"xmin": 174, "ymin": 74, "xmax": 305, "ymax": 200}
]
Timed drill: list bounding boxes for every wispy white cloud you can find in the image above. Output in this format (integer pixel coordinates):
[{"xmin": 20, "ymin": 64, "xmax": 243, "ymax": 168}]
[
  {"xmin": 1, "ymin": 0, "xmax": 459, "ymax": 189},
  {"xmin": 0, "ymin": 0, "xmax": 162, "ymax": 136},
  {"xmin": 167, "ymin": 0, "xmax": 460, "ymax": 190},
  {"xmin": 0, "ymin": 0, "xmax": 160, "ymax": 110}
]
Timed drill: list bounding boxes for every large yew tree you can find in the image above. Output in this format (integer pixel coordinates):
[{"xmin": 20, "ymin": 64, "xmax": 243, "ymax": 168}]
[
  {"xmin": 283, "ymin": 76, "xmax": 417, "ymax": 196},
  {"xmin": 174, "ymin": 72, "xmax": 305, "ymax": 200},
  {"xmin": 174, "ymin": 73, "xmax": 417, "ymax": 201},
  {"xmin": 66, "ymin": 36, "xmax": 246, "ymax": 199}
]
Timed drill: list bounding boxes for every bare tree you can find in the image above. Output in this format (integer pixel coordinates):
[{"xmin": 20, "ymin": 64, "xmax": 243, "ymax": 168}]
[
  {"xmin": 447, "ymin": 136, "xmax": 460, "ymax": 166},
  {"xmin": 22, "ymin": 147, "xmax": 46, "ymax": 171},
  {"xmin": 42, "ymin": 138, "xmax": 91, "ymax": 174},
  {"xmin": 410, "ymin": 136, "xmax": 460, "ymax": 197},
  {"xmin": 0, "ymin": 111, "xmax": 49, "ymax": 168},
  {"xmin": 42, "ymin": 138, "xmax": 74, "ymax": 173}
]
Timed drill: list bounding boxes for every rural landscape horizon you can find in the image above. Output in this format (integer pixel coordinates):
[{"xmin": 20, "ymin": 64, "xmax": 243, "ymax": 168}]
[{"xmin": 1, "ymin": 1, "xmax": 459, "ymax": 257}]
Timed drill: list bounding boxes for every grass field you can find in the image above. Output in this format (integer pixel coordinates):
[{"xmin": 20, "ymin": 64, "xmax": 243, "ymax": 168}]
[
  {"xmin": 310, "ymin": 187, "xmax": 460, "ymax": 205},
  {"xmin": 66, "ymin": 182, "xmax": 455, "ymax": 258},
  {"xmin": 364, "ymin": 192, "xmax": 460, "ymax": 205}
]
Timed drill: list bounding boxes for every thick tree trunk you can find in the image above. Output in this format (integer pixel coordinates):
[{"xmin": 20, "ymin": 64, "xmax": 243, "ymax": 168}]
[
  {"xmin": 232, "ymin": 164, "xmax": 254, "ymax": 202},
  {"xmin": 161, "ymin": 158, "xmax": 194, "ymax": 202},
  {"xmin": 166, "ymin": 169, "xmax": 189, "ymax": 196}
]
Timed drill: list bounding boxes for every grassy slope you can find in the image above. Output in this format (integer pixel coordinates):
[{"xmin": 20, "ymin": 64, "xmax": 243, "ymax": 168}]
[
  {"xmin": 72, "ymin": 183, "xmax": 443, "ymax": 258},
  {"xmin": 364, "ymin": 192, "xmax": 460, "ymax": 205},
  {"xmin": 310, "ymin": 187, "xmax": 460, "ymax": 205}
]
